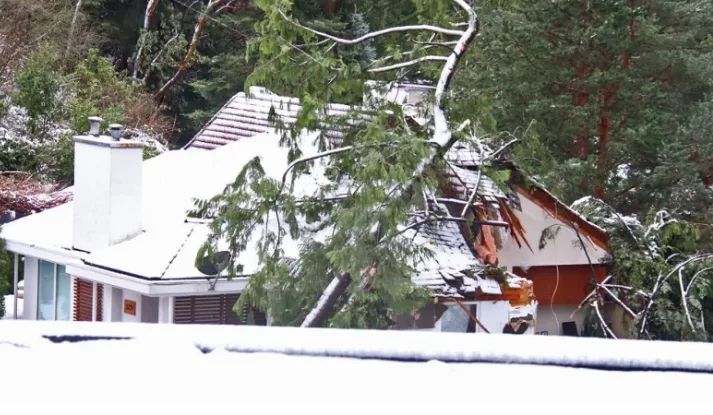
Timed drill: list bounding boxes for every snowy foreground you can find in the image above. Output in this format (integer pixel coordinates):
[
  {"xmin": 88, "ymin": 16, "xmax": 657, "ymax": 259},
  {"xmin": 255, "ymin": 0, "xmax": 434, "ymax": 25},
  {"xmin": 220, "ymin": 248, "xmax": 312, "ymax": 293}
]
[{"xmin": 1, "ymin": 321, "xmax": 713, "ymax": 408}]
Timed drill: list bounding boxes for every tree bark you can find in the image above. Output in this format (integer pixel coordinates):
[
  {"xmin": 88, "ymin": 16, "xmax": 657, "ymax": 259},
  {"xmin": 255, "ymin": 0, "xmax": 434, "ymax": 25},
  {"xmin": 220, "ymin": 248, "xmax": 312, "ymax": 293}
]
[
  {"xmin": 64, "ymin": 0, "xmax": 83, "ymax": 62},
  {"xmin": 593, "ymin": 82, "xmax": 617, "ymax": 199},
  {"xmin": 133, "ymin": 0, "xmax": 161, "ymax": 79},
  {"xmin": 154, "ymin": 0, "xmax": 228, "ymax": 100}
]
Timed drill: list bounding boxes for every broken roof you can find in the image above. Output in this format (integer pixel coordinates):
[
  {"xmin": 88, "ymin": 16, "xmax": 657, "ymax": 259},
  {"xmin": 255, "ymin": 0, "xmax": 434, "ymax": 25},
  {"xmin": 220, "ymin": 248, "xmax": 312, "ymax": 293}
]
[{"xmin": 0, "ymin": 173, "xmax": 71, "ymax": 220}]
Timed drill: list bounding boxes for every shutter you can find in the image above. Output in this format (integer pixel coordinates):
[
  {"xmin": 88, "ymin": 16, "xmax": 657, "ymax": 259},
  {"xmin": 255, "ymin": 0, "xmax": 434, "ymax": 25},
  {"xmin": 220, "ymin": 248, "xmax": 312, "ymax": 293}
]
[
  {"xmin": 173, "ymin": 294, "xmax": 266, "ymax": 325},
  {"xmin": 73, "ymin": 279, "xmax": 103, "ymax": 321}
]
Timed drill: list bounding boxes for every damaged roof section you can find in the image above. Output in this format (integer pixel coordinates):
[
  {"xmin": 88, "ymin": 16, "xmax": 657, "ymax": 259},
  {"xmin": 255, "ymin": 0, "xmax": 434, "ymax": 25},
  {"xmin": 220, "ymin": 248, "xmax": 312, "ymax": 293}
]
[{"xmin": 0, "ymin": 172, "xmax": 71, "ymax": 221}]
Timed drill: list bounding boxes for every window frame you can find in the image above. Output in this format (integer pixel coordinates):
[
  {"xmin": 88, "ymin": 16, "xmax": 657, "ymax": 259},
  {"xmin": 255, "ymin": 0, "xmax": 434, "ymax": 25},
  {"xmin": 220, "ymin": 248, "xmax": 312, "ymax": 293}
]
[{"xmin": 37, "ymin": 260, "xmax": 71, "ymax": 321}]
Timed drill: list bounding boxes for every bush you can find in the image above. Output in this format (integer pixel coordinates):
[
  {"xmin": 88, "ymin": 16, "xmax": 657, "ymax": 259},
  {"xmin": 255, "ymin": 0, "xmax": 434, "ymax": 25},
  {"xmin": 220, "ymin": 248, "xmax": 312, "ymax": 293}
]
[
  {"xmin": 0, "ymin": 138, "xmax": 39, "ymax": 172},
  {"xmin": 12, "ymin": 47, "xmax": 63, "ymax": 137}
]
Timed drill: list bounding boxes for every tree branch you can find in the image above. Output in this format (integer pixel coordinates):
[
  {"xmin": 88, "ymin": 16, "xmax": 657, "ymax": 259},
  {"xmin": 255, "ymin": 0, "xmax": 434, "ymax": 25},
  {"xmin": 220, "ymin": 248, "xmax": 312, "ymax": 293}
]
[
  {"xmin": 278, "ymin": 10, "xmax": 464, "ymax": 46},
  {"xmin": 65, "ymin": 0, "xmax": 83, "ymax": 62},
  {"xmin": 155, "ymin": 0, "xmax": 228, "ymax": 100},
  {"xmin": 368, "ymin": 55, "xmax": 448, "ymax": 73},
  {"xmin": 133, "ymin": 0, "xmax": 161, "ymax": 78},
  {"xmin": 299, "ymin": 1, "xmax": 480, "ymax": 327}
]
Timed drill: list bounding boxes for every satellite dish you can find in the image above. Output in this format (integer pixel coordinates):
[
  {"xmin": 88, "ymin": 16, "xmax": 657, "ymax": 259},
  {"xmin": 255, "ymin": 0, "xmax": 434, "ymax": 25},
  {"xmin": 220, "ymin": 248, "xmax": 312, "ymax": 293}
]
[{"xmin": 197, "ymin": 251, "xmax": 231, "ymax": 276}]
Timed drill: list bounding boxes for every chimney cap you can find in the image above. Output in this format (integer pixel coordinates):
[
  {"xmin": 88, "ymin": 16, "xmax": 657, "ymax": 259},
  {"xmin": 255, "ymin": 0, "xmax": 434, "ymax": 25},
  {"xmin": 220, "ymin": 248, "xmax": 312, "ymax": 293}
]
[
  {"xmin": 108, "ymin": 123, "xmax": 123, "ymax": 141},
  {"xmin": 88, "ymin": 116, "xmax": 103, "ymax": 136}
]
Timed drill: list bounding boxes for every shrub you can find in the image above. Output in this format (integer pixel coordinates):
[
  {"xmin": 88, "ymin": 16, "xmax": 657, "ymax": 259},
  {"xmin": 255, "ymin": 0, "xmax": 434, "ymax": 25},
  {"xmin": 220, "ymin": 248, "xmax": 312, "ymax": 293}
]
[{"xmin": 12, "ymin": 47, "xmax": 63, "ymax": 137}]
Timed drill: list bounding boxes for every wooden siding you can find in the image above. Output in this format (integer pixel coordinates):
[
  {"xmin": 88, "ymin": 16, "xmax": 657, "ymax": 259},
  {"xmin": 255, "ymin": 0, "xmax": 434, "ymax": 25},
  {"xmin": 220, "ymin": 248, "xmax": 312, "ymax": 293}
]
[
  {"xmin": 173, "ymin": 294, "xmax": 266, "ymax": 325},
  {"xmin": 513, "ymin": 265, "xmax": 607, "ymax": 306},
  {"xmin": 73, "ymin": 279, "xmax": 103, "ymax": 321}
]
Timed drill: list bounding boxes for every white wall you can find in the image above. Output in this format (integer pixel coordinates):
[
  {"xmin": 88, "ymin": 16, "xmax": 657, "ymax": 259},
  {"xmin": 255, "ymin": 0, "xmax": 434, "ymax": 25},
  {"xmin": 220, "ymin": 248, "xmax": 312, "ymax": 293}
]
[
  {"xmin": 535, "ymin": 305, "xmax": 584, "ymax": 336},
  {"xmin": 141, "ymin": 295, "xmax": 159, "ymax": 323},
  {"xmin": 157, "ymin": 297, "xmax": 173, "ymax": 324},
  {"xmin": 102, "ymin": 286, "xmax": 123, "ymax": 322},
  {"xmin": 121, "ymin": 289, "xmax": 142, "ymax": 323},
  {"xmin": 476, "ymin": 301, "xmax": 510, "ymax": 334},
  {"xmin": 498, "ymin": 195, "xmax": 609, "ymax": 268},
  {"xmin": 22, "ymin": 257, "xmax": 38, "ymax": 320}
]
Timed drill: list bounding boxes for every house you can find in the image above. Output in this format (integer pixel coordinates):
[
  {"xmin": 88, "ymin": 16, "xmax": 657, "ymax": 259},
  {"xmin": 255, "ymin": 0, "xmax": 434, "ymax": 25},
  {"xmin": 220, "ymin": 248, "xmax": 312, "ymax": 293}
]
[
  {"xmin": 185, "ymin": 85, "xmax": 612, "ymax": 334},
  {"xmin": 1, "ymin": 85, "xmax": 609, "ymax": 335}
]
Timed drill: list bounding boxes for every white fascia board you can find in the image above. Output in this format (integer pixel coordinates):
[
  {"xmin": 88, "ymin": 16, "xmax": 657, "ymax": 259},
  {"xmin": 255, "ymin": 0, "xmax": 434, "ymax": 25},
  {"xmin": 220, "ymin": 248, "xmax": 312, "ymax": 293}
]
[
  {"xmin": 66, "ymin": 260, "xmax": 249, "ymax": 297},
  {"xmin": 4, "ymin": 240, "xmax": 85, "ymax": 265}
]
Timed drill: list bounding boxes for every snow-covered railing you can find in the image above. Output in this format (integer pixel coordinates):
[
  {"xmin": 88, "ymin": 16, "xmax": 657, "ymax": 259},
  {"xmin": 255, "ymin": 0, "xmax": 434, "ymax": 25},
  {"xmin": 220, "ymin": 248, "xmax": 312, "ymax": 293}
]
[{"xmin": 2, "ymin": 321, "xmax": 713, "ymax": 406}]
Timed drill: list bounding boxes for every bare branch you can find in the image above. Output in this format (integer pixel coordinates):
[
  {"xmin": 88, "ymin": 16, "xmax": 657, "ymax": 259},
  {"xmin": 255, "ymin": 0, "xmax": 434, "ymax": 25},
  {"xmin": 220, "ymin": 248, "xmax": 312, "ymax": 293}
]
[
  {"xmin": 65, "ymin": 0, "xmax": 83, "ymax": 62},
  {"xmin": 155, "ymin": 0, "xmax": 229, "ymax": 100},
  {"xmin": 679, "ymin": 268, "xmax": 696, "ymax": 332},
  {"xmin": 639, "ymin": 253, "xmax": 713, "ymax": 337},
  {"xmin": 278, "ymin": 10, "xmax": 464, "ymax": 46},
  {"xmin": 368, "ymin": 55, "xmax": 448, "ymax": 73},
  {"xmin": 460, "ymin": 142, "xmax": 484, "ymax": 217},
  {"xmin": 686, "ymin": 267, "xmax": 713, "ymax": 294},
  {"xmin": 598, "ymin": 284, "xmax": 637, "ymax": 319},
  {"xmin": 592, "ymin": 299, "xmax": 617, "ymax": 339}
]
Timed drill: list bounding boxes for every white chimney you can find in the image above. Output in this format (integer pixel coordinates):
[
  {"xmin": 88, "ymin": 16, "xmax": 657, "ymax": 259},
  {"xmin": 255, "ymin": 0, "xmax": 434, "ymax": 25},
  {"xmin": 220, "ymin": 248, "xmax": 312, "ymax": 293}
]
[{"xmin": 72, "ymin": 119, "xmax": 144, "ymax": 252}]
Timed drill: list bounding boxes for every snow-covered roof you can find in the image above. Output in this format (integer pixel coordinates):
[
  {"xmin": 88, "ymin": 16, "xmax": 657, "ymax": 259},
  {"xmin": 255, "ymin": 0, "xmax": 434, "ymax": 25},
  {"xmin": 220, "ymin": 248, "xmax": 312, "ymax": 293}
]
[
  {"xmin": 3, "ymin": 129, "xmax": 492, "ymax": 289},
  {"xmin": 1, "ymin": 321, "xmax": 713, "ymax": 406},
  {"xmin": 185, "ymin": 86, "xmax": 361, "ymax": 151},
  {"xmin": 407, "ymin": 219, "xmax": 502, "ymax": 297}
]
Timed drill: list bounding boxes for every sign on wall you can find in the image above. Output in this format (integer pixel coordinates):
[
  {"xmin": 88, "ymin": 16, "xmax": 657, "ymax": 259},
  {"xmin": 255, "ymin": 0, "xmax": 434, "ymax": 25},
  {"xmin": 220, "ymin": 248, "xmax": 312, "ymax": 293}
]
[{"xmin": 124, "ymin": 299, "xmax": 137, "ymax": 316}]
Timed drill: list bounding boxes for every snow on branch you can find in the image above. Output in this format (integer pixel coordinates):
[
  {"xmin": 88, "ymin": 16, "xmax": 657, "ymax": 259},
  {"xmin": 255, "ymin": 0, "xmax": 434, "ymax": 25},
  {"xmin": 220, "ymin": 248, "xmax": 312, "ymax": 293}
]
[
  {"xmin": 278, "ymin": 10, "xmax": 465, "ymax": 46},
  {"xmin": 295, "ymin": 1, "xmax": 481, "ymax": 327},
  {"xmin": 367, "ymin": 55, "xmax": 448, "ymax": 73}
]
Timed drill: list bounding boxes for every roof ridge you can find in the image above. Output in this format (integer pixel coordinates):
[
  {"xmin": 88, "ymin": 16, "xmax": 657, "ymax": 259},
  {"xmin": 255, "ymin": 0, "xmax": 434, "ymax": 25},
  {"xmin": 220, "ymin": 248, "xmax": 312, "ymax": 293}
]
[
  {"xmin": 182, "ymin": 92, "xmax": 246, "ymax": 150},
  {"xmin": 159, "ymin": 224, "xmax": 196, "ymax": 278}
]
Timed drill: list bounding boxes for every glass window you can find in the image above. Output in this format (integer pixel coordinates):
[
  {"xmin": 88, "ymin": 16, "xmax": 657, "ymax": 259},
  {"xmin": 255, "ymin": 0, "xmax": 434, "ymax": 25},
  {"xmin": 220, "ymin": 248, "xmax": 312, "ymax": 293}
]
[
  {"xmin": 37, "ymin": 261, "xmax": 73, "ymax": 321},
  {"xmin": 38, "ymin": 260, "xmax": 55, "ymax": 321},
  {"xmin": 56, "ymin": 266, "xmax": 71, "ymax": 321}
]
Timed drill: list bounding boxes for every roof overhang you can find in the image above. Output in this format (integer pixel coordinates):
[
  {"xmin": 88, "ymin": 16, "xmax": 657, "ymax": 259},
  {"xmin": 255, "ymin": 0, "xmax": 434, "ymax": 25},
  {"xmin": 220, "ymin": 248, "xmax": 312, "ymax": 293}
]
[
  {"xmin": 3, "ymin": 240, "xmax": 86, "ymax": 265},
  {"xmin": 66, "ymin": 259, "xmax": 249, "ymax": 296},
  {"xmin": 4, "ymin": 239, "xmax": 248, "ymax": 296}
]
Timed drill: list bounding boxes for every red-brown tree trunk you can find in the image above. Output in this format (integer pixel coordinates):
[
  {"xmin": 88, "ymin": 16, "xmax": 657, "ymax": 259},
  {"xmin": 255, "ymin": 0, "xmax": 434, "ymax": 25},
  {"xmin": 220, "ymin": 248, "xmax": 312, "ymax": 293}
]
[{"xmin": 594, "ymin": 83, "xmax": 617, "ymax": 199}]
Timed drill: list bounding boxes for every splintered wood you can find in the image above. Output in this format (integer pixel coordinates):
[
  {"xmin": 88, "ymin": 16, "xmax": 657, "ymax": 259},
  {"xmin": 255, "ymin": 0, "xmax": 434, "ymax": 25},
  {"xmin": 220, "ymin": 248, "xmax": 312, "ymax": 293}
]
[{"xmin": 0, "ymin": 173, "xmax": 71, "ymax": 217}]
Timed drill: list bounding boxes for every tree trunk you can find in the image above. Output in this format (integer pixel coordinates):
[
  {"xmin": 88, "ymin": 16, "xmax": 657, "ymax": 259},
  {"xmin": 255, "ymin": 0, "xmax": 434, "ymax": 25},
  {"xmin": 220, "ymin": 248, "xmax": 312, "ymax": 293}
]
[
  {"xmin": 154, "ymin": 0, "xmax": 228, "ymax": 100},
  {"xmin": 301, "ymin": 1, "xmax": 479, "ymax": 327},
  {"xmin": 594, "ymin": 83, "xmax": 617, "ymax": 199},
  {"xmin": 133, "ymin": 0, "xmax": 161, "ymax": 79},
  {"xmin": 64, "ymin": 0, "xmax": 83, "ymax": 62}
]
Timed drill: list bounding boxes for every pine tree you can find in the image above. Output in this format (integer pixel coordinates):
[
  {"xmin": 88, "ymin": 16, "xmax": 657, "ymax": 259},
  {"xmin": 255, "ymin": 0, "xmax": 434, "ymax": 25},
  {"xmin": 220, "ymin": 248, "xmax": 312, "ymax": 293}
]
[{"xmin": 452, "ymin": 0, "xmax": 713, "ymax": 218}]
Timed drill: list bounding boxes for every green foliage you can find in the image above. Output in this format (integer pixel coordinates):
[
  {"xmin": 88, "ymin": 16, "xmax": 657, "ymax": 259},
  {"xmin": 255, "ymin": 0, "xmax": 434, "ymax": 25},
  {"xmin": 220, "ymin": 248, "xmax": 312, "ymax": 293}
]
[
  {"xmin": 573, "ymin": 199, "xmax": 713, "ymax": 340},
  {"xmin": 67, "ymin": 49, "xmax": 135, "ymax": 132},
  {"xmin": 452, "ymin": 0, "xmax": 713, "ymax": 216},
  {"xmin": 0, "ymin": 139, "xmax": 39, "ymax": 173},
  {"xmin": 13, "ymin": 46, "xmax": 63, "ymax": 137},
  {"xmin": 36, "ymin": 132, "xmax": 75, "ymax": 186}
]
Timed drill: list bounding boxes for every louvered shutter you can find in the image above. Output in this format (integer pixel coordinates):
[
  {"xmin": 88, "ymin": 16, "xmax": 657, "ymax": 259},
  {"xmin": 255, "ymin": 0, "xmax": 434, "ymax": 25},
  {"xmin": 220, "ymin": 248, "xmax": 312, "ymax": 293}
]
[
  {"xmin": 73, "ymin": 279, "xmax": 103, "ymax": 321},
  {"xmin": 173, "ymin": 294, "xmax": 266, "ymax": 325}
]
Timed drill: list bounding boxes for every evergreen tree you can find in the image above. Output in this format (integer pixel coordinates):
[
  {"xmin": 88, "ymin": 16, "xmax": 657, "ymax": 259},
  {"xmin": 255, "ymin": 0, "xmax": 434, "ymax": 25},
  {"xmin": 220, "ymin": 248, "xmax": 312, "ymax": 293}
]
[
  {"xmin": 453, "ymin": 0, "xmax": 713, "ymax": 218},
  {"xmin": 194, "ymin": 0, "xmax": 485, "ymax": 328}
]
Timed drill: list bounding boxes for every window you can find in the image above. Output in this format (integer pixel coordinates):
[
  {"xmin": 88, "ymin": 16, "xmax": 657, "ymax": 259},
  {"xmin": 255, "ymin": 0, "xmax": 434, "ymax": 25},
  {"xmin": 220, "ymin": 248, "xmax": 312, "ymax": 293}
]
[{"xmin": 37, "ymin": 260, "xmax": 71, "ymax": 321}]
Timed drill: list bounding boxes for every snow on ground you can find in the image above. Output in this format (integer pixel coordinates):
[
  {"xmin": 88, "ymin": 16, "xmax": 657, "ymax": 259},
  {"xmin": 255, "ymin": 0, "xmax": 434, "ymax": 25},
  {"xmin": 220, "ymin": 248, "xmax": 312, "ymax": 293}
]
[
  {"xmin": 1, "ymin": 294, "xmax": 22, "ymax": 320},
  {"xmin": 1, "ymin": 321, "xmax": 713, "ymax": 407}
]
